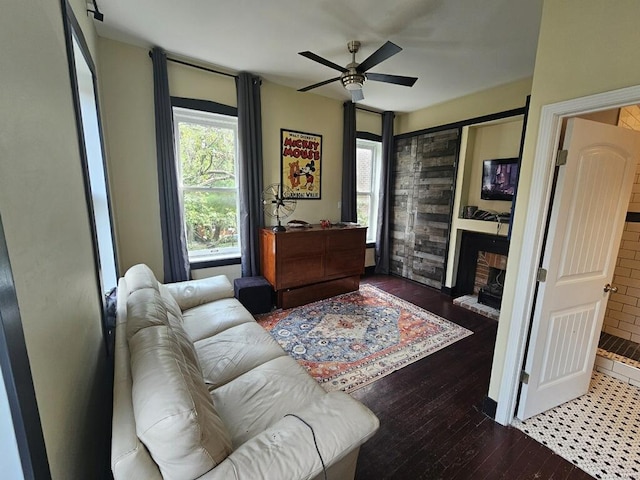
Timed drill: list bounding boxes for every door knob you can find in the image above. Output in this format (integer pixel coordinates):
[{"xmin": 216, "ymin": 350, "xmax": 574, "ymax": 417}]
[{"xmin": 604, "ymin": 283, "xmax": 618, "ymax": 293}]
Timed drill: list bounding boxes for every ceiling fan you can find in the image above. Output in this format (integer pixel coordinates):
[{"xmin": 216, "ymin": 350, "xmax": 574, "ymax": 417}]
[{"xmin": 298, "ymin": 40, "xmax": 418, "ymax": 102}]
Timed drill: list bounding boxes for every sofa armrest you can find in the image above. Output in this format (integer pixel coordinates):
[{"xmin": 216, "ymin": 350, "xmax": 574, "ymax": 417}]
[
  {"xmin": 165, "ymin": 275, "xmax": 234, "ymax": 311},
  {"xmin": 198, "ymin": 391, "xmax": 379, "ymax": 480}
]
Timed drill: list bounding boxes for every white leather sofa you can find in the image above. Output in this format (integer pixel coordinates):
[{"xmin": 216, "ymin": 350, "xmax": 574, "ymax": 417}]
[{"xmin": 111, "ymin": 264, "xmax": 379, "ymax": 480}]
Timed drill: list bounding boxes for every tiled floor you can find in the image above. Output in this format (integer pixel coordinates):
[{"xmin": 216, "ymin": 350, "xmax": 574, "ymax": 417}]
[{"xmin": 513, "ymin": 371, "xmax": 640, "ymax": 480}]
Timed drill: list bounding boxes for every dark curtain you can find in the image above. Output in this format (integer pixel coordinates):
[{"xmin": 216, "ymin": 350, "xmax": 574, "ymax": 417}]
[
  {"xmin": 341, "ymin": 101, "xmax": 357, "ymax": 222},
  {"xmin": 151, "ymin": 47, "xmax": 189, "ymax": 283},
  {"xmin": 375, "ymin": 111, "xmax": 395, "ymax": 274},
  {"xmin": 236, "ymin": 72, "xmax": 264, "ymax": 277}
]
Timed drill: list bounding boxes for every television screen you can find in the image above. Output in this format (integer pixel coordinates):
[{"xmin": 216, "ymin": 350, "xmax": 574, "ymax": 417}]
[{"xmin": 481, "ymin": 158, "xmax": 519, "ymax": 201}]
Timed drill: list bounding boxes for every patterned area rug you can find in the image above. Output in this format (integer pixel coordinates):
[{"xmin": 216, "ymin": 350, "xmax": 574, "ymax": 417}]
[{"xmin": 256, "ymin": 284, "xmax": 473, "ymax": 393}]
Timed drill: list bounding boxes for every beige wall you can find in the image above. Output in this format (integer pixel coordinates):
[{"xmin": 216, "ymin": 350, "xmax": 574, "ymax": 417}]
[
  {"xmin": 396, "ymin": 77, "xmax": 531, "ymax": 134},
  {"xmin": 99, "ymin": 38, "xmax": 163, "ymax": 279},
  {"xmin": 262, "ymin": 81, "xmax": 344, "ymax": 224},
  {"xmin": 99, "ymin": 38, "xmax": 351, "ymax": 279},
  {"xmin": 489, "ymin": 0, "xmax": 640, "ymax": 400},
  {"xmin": 0, "ymin": 0, "xmax": 109, "ymax": 477},
  {"xmin": 356, "ymin": 109, "xmax": 382, "ymax": 136}
]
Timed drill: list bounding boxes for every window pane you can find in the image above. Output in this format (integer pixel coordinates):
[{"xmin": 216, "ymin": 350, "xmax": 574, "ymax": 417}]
[
  {"xmin": 72, "ymin": 37, "xmax": 117, "ymax": 291},
  {"xmin": 174, "ymin": 107, "xmax": 241, "ymax": 262},
  {"xmin": 357, "ymin": 194, "xmax": 371, "ymax": 228},
  {"xmin": 356, "ymin": 147, "xmax": 372, "ymax": 192},
  {"xmin": 357, "ymin": 138, "xmax": 381, "ymax": 244},
  {"xmin": 183, "ymin": 190, "xmax": 239, "ymax": 255},
  {"xmin": 178, "ymin": 123, "xmax": 236, "ymax": 188}
]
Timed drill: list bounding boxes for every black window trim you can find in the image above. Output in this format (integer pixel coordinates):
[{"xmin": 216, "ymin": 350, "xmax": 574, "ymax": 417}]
[
  {"xmin": 356, "ymin": 131, "xmax": 382, "ymax": 142},
  {"xmin": 0, "ymin": 214, "xmax": 51, "ymax": 480},
  {"xmin": 171, "ymin": 97, "xmax": 238, "ymax": 117}
]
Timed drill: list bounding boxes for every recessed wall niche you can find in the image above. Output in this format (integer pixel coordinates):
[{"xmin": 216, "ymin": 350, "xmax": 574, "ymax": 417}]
[
  {"xmin": 444, "ymin": 115, "xmax": 525, "ymax": 293},
  {"xmin": 458, "ymin": 117, "xmax": 524, "ymax": 218}
]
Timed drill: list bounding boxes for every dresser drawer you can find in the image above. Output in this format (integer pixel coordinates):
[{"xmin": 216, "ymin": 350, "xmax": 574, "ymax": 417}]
[
  {"xmin": 326, "ymin": 229, "xmax": 367, "ymax": 251},
  {"xmin": 278, "ymin": 254, "xmax": 324, "ymax": 289},
  {"xmin": 326, "ymin": 249, "xmax": 365, "ymax": 277},
  {"xmin": 277, "ymin": 232, "xmax": 325, "ymax": 258}
]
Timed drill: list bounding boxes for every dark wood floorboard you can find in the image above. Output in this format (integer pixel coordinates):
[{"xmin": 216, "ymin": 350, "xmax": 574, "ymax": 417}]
[{"xmin": 353, "ymin": 275, "xmax": 592, "ymax": 480}]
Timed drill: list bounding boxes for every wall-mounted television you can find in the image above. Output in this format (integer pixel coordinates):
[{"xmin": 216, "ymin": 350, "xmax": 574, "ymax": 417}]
[{"xmin": 481, "ymin": 158, "xmax": 519, "ymax": 201}]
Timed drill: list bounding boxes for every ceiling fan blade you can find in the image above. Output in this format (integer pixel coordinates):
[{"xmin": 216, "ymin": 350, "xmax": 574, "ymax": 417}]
[
  {"xmin": 299, "ymin": 51, "xmax": 348, "ymax": 73},
  {"xmin": 298, "ymin": 76, "xmax": 341, "ymax": 92},
  {"xmin": 366, "ymin": 72, "xmax": 418, "ymax": 87},
  {"xmin": 351, "ymin": 89, "xmax": 364, "ymax": 102},
  {"xmin": 357, "ymin": 41, "xmax": 402, "ymax": 72}
]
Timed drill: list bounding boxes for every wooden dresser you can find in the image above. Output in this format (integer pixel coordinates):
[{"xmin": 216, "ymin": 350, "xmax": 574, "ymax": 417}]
[{"xmin": 260, "ymin": 225, "xmax": 367, "ymax": 309}]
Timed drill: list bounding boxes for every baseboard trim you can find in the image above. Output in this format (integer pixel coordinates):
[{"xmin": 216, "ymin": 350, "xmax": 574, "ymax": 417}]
[{"xmin": 482, "ymin": 396, "xmax": 497, "ymax": 419}]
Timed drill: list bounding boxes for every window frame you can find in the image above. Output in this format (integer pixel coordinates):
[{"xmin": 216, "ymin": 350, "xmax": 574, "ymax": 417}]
[
  {"xmin": 171, "ymin": 99, "xmax": 241, "ymax": 268},
  {"xmin": 62, "ymin": 1, "xmax": 118, "ymax": 351},
  {"xmin": 356, "ymin": 135, "xmax": 382, "ymax": 244}
]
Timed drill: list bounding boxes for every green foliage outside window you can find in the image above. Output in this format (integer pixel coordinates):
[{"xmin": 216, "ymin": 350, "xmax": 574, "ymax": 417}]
[
  {"xmin": 357, "ymin": 195, "xmax": 370, "ymax": 228},
  {"xmin": 177, "ymin": 121, "xmax": 239, "ymax": 253}
]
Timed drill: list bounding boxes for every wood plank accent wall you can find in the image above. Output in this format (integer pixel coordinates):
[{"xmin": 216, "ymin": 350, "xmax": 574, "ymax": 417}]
[{"xmin": 390, "ymin": 128, "xmax": 459, "ymax": 289}]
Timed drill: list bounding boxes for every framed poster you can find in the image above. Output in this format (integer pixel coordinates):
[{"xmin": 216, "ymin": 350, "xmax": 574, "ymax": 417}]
[{"xmin": 281, "ymin": 129, "xmax": 322, "ymax": 199}]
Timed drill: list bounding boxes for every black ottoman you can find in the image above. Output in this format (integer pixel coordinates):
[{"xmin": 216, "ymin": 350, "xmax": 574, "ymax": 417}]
[{"xmin": 233, "ymin": 276, "xmax": 273, "ymax": 314}]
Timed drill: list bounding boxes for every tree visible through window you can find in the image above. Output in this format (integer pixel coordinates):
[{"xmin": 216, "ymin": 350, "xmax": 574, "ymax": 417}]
[
  {"xmin": 173, "ymin": 107, "xmax": 240, "ymax": 262},
  {"xmin": 356, "ymin": 138, "xmax": 381, "ymax": 243}
]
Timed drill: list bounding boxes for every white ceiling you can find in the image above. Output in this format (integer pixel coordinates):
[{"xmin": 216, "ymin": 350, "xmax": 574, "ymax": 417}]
[{"xmin": 95, "ymin": 0, "xmax": 543, "ymax": 113}]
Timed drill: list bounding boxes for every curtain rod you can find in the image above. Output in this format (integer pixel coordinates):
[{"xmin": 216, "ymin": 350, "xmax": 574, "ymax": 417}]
[
  {"xmin": 168, "ymin": 57, "xmax": 237, "ymax": 79},
  {"xmin": 149, "ymin": 51, "xmax": 391, "ymax": 112},
  {"xmin": 355, "ymin": 106, "xmax": 383, "ymax": 115},
  {"xmin": 356, "ymin": 105, "xmax": 395, "ymax": 116},
  {"xmin": 149, "ymin": 51, "xmax": 238, "ymax": 79}
]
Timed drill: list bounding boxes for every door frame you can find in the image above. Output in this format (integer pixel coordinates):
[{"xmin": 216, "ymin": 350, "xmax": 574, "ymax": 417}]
[{"xmin": 495, "ymin": 84, "xmax": 640, "ymax": 426}]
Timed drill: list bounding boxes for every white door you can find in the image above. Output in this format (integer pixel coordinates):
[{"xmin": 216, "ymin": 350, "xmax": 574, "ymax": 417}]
[{"xmin": 517, "ymin": 117, "xmax": 640, "ymax": 420}]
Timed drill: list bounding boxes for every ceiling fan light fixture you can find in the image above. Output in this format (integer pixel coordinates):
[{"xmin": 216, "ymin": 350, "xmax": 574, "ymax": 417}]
[
  {"xmin": 298, "ymin": 40, "xmax": 416, "ymax": 98},
  {"xmin": 341, "ymin": 72, "xmax": 365, "ymax": 91}
]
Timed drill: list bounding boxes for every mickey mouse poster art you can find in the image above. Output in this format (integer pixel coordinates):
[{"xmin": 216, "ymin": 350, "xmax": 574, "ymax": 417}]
[{"xmin": 281, "ymin": 129, "xmax": 322, "ymax": 199}]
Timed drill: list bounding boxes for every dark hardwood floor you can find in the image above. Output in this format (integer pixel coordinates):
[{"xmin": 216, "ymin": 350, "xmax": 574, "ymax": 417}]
[{"xmin": 352, "ymin": 274, "xmax": 592, "ymax": 480}]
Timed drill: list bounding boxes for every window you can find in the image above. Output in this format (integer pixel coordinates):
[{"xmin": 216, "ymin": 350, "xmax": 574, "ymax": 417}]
[
  {"xmin": 64, "ymin": 3, "xmax": 118, "ymax": 298},
  {"xmin": 71, "ymin": 36, "xmax": 118, "ymax": 292},
  {"xmin": 173, "ymin": 107, "xmax": 240, "ymax": 262},
  {"xmin": 356, "ymin": 138, "xmax": 382, "ymax": 244}
]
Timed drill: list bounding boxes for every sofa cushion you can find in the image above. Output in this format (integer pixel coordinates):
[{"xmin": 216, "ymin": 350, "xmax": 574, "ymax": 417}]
[
  {"xmin": 182, "ymin": 298, "xmax": 254, "ymax": 342},
  {"xmin": 166, "ymin": 275, "xmax": 234, "ymax": 311},
  {"xmin": 130, "ymin": 326, "xmax": 232, "ymax": 480},
  {"xmin": 126, "ymin": 288, "xmax": 168, "ymax": 340},
  {"xmin": 195, "ymin": 322, "xmax": 286, "ymax": 389},
  {"xmin": 158, "ymin": 283, "xmax": 183, "ymax": 320},
  {"xmin": 210, "ymin": 355, "xmax": 325, "ymax": 448},
  {"xmin": 124, "ymin": 264, "xmax": 159, "ymax": 294},
  {"xmin": 127, "ymin": 287, "xmax": 203, "ymax": 370}
]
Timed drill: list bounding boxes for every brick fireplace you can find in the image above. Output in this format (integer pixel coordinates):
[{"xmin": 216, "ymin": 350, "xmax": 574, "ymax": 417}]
[
  {"xmin": 475, "ymin": 251, "xmax": 508, "ymax": 309},
  {"xmin": 455, "ymin": 231, "xmax": 510, "ymax": 310}
]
